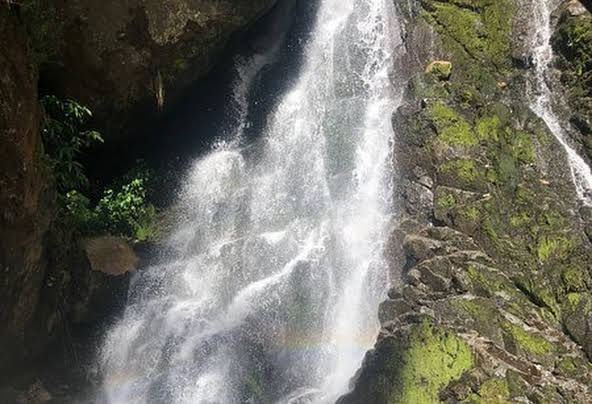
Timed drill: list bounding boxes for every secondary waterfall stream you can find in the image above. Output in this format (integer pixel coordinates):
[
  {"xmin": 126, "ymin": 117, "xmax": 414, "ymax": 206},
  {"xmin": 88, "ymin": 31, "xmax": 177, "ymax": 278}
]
[
  {"xmin": 99, "ymin": 0, "xmax": 401, "ymax": 402},
  {"xmin": 529, "ymin": 0, "xmax": 592, "ymax": 205}
]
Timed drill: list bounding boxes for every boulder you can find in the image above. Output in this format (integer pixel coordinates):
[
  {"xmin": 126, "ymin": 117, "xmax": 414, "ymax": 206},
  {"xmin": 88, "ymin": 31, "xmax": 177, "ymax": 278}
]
[
  {"xmin": 564, "ymin": 0, "xmax": 589, "ymax": 16},
  {"xmin": 425, "ymin": 60, "xmax": 452, "ymax": 81},
  {"xmin": 71, "ymin": 236, "xmax": 139, "ymax": 324},
  {"xmin": 82, "ymin": 236, "xmax": 139, "ymax": 276}
]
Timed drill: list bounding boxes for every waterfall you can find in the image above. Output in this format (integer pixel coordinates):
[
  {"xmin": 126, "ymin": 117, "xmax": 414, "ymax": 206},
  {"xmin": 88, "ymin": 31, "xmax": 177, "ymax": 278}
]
[
  {"xmin": 529, "ymin": 0, "xmax": 592, "ymax": 205},
  {"xmin": 98, "ymin": 0, "xmax": 402, "ymax": 403}
]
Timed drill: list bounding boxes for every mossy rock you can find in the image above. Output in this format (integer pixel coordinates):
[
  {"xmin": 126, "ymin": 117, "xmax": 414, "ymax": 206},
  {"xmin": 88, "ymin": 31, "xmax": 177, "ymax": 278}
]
[
  {"xmin": 552, "ymin": 7, "xmax": 592, "ymax": 144},
  {"xmin": 392, "ymin": 320, "xmax": 474, "ymax": 404},
  {"xmin": 426, "ymin": 60, "xmax": 453, "ymax": 81}
]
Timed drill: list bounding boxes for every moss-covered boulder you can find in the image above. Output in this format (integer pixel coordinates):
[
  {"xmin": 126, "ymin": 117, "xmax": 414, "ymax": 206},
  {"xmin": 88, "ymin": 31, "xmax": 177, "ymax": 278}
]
[{"xmin": 426, "ymin": 60, "xmax": 453, "ymax": 80}]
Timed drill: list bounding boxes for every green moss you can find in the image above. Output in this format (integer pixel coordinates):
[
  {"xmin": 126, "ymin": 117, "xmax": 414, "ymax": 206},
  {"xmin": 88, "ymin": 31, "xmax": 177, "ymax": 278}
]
[
  {"xmin": 535, "ymin": 287, "xmax": 562, "ymax": 318},
  {"xmin": 430, "ymin": 4, "xmax": 485, "ymax": 58},
  {"xmin": 539, "ymin": 306, "xmax": 560, "ymax": 325},
  {"xmin": 426, "ymin": 60, "xmax": 453, "ymax": 80},
  {"xmin": 441, "ymin": 159, "xmax": 479, "ymax": 182},
  {"xmin": 515, "ymin": 185, "xmax": 534, "ymax": 204},
  {"xmin": 476, "ymin": 116, "xmax": 501, "ymax": 142},
  {"xmin": 495, "ymin": 153, "xmax": 518, "ymax": 186},
  {"xmin": 509, "ymin": 212, "xmax": 531, "ymax": 227},
  {"xmin": 479, "ymin": 0, "xmax": 516, "ymax": 67},
  {"xmin": 477, "ymin": 377, "xmax": 511, "ymax": 404},
  {"xmin": 554, "ymin": 14, "xmax": 592, "ymax": 97},
  {"xmin": 561, "ymin": 267, "xmax": 589, "ymax": 292},
  {"xmin": 505, "ymin": 370, "xmax": 528, "ymax": 399},
  {"xmin": 395, "ymin": 321, "xmax": 474, "ymax": 404},
  {"xmin": 451, "ymin": 297, "xmax": 501, "ymax": 340},
  {"xmin": 424, "ymin": 0, "xmax": 514, "ymax": 70},
  {"xmin": 502, "ymin": 322, "xmax": 553, "ymax": 356},
  {"xmin": 482, "ymin": 217, "xmax": 500, "ymax": 245},
  {"xmin": 511, "ymin": 131, "xmax": 536, "ymax": 163},
  {"xmin": 542, "ymin": 210, "xmax": 567, "ymax": 229},
  {"xmin": 557, "ymin": 357, "xmax": 577, "ymax": 374},
  {"xmin": 537, "ymin": 236, "xmax": 574, "ymax": 263},
  {"xmin": 429, "ymin": 103, "xmax": 477, "ymax": 147},
  {"xmin": 513, "ymin": 276, "xmax": 562, "ymax": 318},
  {"xmin": 452, "ymin": 298, "xmax": 497, "ymax": 322},
  {"xmin": 466, "ymin": 264, "xmax": 515, "ymax": 298},
  {"xmin": 436, "ymin": 192, "xmax": 457, "ymax": 210},
  {"xmin": 461, "ymin": 206, "xmax": 480, "ymax": 222},
  {"xmin": 566, "ymin": 293, "xmax": 583, "ymax": 308}
]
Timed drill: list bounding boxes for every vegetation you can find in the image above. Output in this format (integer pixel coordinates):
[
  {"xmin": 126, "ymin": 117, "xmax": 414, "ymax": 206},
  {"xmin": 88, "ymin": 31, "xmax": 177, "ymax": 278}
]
[
  {"xmin": 41, "ymin": 95, "xmax": 103, "ymax": 192},
  {"xmin": 63, "ymin": 176, "xmax": 157, "ymax": 241},
  {"xmin": 42, "ymin": 95, "xmax": 157, "ymax": 241}
]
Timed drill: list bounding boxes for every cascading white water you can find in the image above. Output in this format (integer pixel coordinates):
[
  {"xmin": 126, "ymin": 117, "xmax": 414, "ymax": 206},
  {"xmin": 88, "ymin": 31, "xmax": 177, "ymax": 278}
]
[
  {"xmin": 99, "ymin": 0, "xmax": 401, "ymax": 403},
  {"xmin": 529, "ymin": 0, "xmax": 592, "ymax": 205}
]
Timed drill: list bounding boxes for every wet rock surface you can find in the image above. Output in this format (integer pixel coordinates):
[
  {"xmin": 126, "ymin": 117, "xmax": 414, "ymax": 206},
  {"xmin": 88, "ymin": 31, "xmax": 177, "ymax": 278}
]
[
  {"xmin": 0, "ymin": 6, "xmax": 54, "ymax": 377},
  {"xmin": 23, "ymin": 0, "xmax": 278, "ymax": 143},
  {"xmin": 341, "ymin": 0, "xmax": 592, "ymax": 402},
  {"xmin": 553, "ymin": 0, "xmax": 592, "ymax": 164}
]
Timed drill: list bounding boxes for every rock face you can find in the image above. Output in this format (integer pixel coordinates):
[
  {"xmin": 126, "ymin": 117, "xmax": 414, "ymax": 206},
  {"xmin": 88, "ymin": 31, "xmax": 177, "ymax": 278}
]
[
  {"xmin": 23, "ymin": 0, "xmax": 278, "ymax": 142},
  {"xmin": 341, "ymin": 0, "xmax": 592, "ymax": 402},
  {"xmin": 82, "ymin": 236, "xmax": 139, "ymax": 276},
  {"xmin": 553, "ymin": 0, "xmax": 592, "ymax": 162},
  {"xmin": 0, "ymin": 7, "xmax": 53, "ymax": 375},
  {"xmin": 0, "ymin": 0, "xmax": 279, "ymax": 388},
  {"xmin": 69, "ymin": 237, "xmax": 138, "ymax": 325}
]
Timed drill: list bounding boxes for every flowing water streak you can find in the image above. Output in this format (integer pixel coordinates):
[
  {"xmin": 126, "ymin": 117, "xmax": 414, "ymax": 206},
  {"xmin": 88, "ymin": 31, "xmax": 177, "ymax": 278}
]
[
  {"xmin": 529, "ymin": 0, "xmax": 592, "ymax": 205},
  {"xmin": 99, "ymin": 0, "xmax": 401, "ymax": 403}
]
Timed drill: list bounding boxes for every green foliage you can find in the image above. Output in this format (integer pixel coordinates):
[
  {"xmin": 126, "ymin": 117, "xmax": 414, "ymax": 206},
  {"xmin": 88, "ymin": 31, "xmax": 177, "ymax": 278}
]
[
  {"xmin": 96, "ymin": 177, "xmax": 157, "ymax": 241},
  {"xmin": 63, "ymin": 176, "xmax": 157, "ymax": 242},
  {"xmin": 41, "ymin": 95, "xmax": 103, "ymax": 192},
  {"xmin": 42, "ymin": 95, "xmax": 157, "ymax": 241},
  {"xmin": 63, "ymin": 190, "xmax": 96, "ymax": 233}
]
